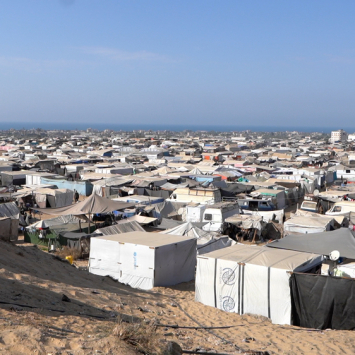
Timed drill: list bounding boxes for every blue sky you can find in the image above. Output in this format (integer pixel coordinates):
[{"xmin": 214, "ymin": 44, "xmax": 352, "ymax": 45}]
[{"xmin": 0, "ymin": 1, "xmax": 354, "ymax": 129}]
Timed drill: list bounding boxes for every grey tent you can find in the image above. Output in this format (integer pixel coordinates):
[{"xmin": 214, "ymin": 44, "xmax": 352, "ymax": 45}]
[
  {"xmin": 267, "ymin": 228, "xmax": 355, "ymax": 259},
  {"xmin": 94, "ymin": 221, "xmax": 145, "ymax": 235}
]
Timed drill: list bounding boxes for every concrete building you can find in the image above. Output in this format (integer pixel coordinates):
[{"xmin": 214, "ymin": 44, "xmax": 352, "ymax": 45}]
[{"xmin": 330, "ymin": 129, "xmax": 348, "ymax": 144}]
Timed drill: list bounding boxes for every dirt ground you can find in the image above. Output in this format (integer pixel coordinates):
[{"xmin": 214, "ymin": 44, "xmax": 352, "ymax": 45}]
[{"xmin": 0, "ymin": 239, "xmax": 355, "ymax": 355}]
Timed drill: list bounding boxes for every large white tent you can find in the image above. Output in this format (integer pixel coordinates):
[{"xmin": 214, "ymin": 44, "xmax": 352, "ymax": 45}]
[
  {"xmin": 195, "ymin": 244, "xmax": 322, "ymax": 325},
  {"xmin": 89, "ymin": 232, "xmax": 196, "ymax": 290}
]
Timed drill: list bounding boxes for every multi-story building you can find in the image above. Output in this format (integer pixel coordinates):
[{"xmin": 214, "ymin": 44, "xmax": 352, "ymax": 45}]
[{"xmin": 330, "ymin": 129, "xmax": 348, "ymax": 144}]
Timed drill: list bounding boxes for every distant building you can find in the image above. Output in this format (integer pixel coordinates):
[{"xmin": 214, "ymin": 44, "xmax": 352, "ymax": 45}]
[
  {"xmin": 330, "ymin": 129, "xmax": 348, "ymax": 144},
  {"xmin": 348, "ymin": 133, "xmax": 355, "ymax": 141}
]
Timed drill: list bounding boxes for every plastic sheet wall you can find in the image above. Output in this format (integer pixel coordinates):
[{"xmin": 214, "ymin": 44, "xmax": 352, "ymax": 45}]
[{"xmin": 290, "ymin": 273, "xmax": 355, "ymax": 330}]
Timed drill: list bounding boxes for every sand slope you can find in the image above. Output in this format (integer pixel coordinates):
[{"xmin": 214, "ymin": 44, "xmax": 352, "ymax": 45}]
[{"xmin": 0, "ymin": 240, "xmax": 354, "ymax": 354}]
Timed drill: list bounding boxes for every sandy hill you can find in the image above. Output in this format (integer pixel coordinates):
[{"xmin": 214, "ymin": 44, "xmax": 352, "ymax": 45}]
[{"xmin": 0, "ymin": 240, "xmax": 354, "ymax": 354}]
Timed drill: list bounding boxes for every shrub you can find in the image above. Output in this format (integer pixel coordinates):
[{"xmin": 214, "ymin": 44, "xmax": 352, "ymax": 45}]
[
  {"xmin": 113, "ymin": 319, "xmax": 160, "ymax": 354},
  {"xmin": 55, "ymin": 246, "xmax": 81, "ymax": 261}
]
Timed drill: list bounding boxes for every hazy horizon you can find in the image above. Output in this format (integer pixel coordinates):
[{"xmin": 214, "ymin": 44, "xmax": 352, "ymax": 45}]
[{"xmin": 0, "ymin": 121, "xmax": 352, "ymax": 134}]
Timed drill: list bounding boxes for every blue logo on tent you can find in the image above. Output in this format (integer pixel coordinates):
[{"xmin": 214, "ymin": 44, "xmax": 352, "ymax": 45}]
[
  {"xmin": 133, "ymin": 252, "xmax": 137, "ymax": 268},
  {"xmin": 222, "ymin": 296, "xmax": 235, "ymax": 312},
  {"xmin": 222, "ymin": 268, "xmax": 235, "ymax": 285}
]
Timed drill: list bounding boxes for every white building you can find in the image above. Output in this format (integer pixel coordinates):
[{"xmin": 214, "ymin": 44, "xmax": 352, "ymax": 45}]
[
  {"xmin": 330, "ymin": 129, "xmax": 348, "ymax": 144},
  {"xmin": 348, "ymin": 133, "xmax": 355, "ymax": 141}
]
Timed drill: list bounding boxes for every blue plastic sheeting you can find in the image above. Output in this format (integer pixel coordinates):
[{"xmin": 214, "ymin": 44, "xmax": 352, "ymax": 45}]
[{"xmin": 40, "ymin": 177, "xmax": 93, "ymax": 196}]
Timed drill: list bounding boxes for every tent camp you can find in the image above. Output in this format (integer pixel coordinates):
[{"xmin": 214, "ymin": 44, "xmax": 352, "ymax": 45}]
[
  {"xmin": 267, "ymin": 228, "xmax": 355, "ymax": 259},
  {"xmin": 159, "ymin": 221, "xmax": 235, "ymax": 254},
  {"xmin": 195, "ymin": 244, "xmax": 322, "ymax": 325},
  {"xmin": 89, "ymin": 232, "xmax": 196, "ymax": 290}
]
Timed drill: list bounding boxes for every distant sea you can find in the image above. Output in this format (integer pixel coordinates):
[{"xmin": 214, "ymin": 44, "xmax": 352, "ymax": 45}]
[{"xmin": 0, "ymin": 122, "xmax": 352, "ymax": 133}]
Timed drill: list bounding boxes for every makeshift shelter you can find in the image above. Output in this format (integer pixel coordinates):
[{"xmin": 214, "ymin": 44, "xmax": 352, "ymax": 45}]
[
  {"xmin": 59, "ymin": 231, "xmax": 98, "ymax": 258},
  {"xmin": 225, "ymin": 214, "xmax": 267, "ymax": 242},
  {"xmin": 267, "ymin": 228, "xmax": 355, "ymax": 259},
  {"xmin": 0, "ymin": 202, "xmax": 22, "ymax": 241},
  {"xmin": 34, "ymin": 193, "xmax": 135, "ymax": 215},
  {"xmin": 252, "ymin": 189, "xmax": 287, "ymax": 209},
  {"xmin": 113, "ymin": 195, "xmax": 165, "ymax": 205},
  {"xmin": 242, "ymin": 209, "xmax": 285, "ymax": 223},
  {"xmin": 124, "ymin": 215, "xmax": 158, "ymax": 226},
  {"xmin": 159, "ymin": 221, "xmax": 235, "ymax": 254},
  {"xmin": 91, "ymin": 176, "xmax": 133, "ymax": 197},
  {"xmin": 34, "ymin": 188, "xmax": 73, "ymax": 208},
  {"xmin": 283, "ymin": 215, "xmax": 335, "ymax": 234},
  {"xmin": 151, "ymin": 218, "xmax": 184, "ymax": 231},
  {"xmin": 195, "ymin": 244, "xmax": 322, "ymax": 325},
  {"xmin": 89, "ymin": 232, "xmax": 196, "ymax": 290},
  {"xmin": 94, "ymin": 220, "xmax": 145, "ymax": 235},
  {"xmin": 24, "ymin": 215, "xmax": 94, "ymax": 246},
  {"xmin": 290, "ymin": 273, "xmax": 355, "ymax": 330},
  {"xmin": 0, "ymin": 217, "xmax": 12, "ymax": 241},
  {"xmin": 185, "ymin": 204, "xmax": 206, "ymax": 223},
  {"xmin": 40, "ymin": 177, "xmax": 93, "ymax": 196}
]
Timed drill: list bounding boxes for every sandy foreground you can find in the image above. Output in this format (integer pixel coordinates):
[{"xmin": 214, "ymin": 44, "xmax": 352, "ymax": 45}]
[{"xmin": 0, "ymin": 240, "xmax": 354, "ymax": 355}]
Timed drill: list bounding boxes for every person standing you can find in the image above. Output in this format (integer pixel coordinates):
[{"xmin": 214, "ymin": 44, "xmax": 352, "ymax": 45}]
[{"xmin": 74, "ymin": 190, "xmax": 79, "ymax": 203}]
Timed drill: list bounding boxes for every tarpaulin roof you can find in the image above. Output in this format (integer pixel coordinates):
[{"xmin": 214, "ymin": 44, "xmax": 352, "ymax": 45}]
[
  {"xmin": 0, "ymin": 202, "xmax": 25, "ymax": 225},
  {"xmin": 26, "ymin": 215, "xmax": 82, "ymax": 230},
  {"xmin": 203, "ymin": 243, "xmax": 321, "ymax": 271},
  {"xmin": 160, "ymin": 182, "xmax": 188, "ymax": 190},
  {"xmin": 0, "ymin": 202, "xmax": 20, "ymax": 220},
  {"xmin": 94, "ymin": 221, "xmax": 145, "ymax": 235},
  {"xmin": 124, "ymin": 215, "xmax": 157, "ymax": 225},
  {"xmin": 159, "ymin": 221, "xmax": 234, "ymax": 254},
  {"xmin": 33, "ymin": 193, "xmax": 135, "ymax": 216},
  {"xmin": 220, "ymin": 183, "xmax": 254, "ymax": 197},
  {"xmin": 284, "ymin": 215, "xmax": 333, "ymax": 229},
  {"xmin": 225, "ymin": 214, "xmax": 265, "ymax": 231},
  {"xmin": 267, "ymin": 228, "xmax": 355, "ymax": 259}
]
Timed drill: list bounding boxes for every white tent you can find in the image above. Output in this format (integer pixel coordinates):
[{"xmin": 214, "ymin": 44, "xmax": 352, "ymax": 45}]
[
  {"xmin": 284, "ymin": 215, "xmax": 334, "ymax": 234},
  {"xmin": 89, "ymin": 232, "xmax": 196, "ymax": 290},
  {"xmin": 195, "ymin": 244, "xmax": 322, "ymax": 325},
  {"xmin": 159, "ymin": 222, "xmax": 235, "ymax": 254}
]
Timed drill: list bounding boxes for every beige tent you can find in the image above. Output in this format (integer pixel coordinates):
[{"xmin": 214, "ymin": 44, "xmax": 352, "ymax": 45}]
[{"xmin": 34, "ymin": 193, "xmax": 135, "ymax": 216}]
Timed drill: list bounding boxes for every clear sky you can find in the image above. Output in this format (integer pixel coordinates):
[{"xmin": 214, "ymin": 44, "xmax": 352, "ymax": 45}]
[{"xmin": 0, "ymin": 1, "xmax": 354, "ymax": 129}]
